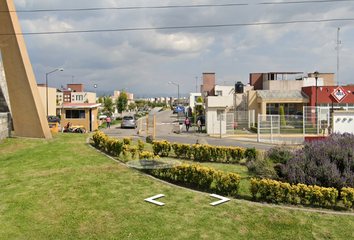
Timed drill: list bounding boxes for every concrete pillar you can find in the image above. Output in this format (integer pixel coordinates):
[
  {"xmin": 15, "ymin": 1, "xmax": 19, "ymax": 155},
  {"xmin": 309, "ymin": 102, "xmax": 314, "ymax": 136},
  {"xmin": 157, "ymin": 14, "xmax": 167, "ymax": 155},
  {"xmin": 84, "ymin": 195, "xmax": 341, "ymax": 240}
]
[{"xmin": 0, "ymin": 0, "xmax": 51, "ymax": 138}]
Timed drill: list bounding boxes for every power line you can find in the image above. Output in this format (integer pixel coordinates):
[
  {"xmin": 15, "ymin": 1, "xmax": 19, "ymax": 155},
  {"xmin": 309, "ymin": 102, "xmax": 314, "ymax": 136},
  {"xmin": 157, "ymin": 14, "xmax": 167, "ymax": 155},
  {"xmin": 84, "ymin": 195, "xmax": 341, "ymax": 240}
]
[
  {"xmin": 1, "ymin": 17, "xmax": 353, "ymax": 36},
  {"xmin": 2, "ymin": 0, "xmax": 353, "ymax": 13}
]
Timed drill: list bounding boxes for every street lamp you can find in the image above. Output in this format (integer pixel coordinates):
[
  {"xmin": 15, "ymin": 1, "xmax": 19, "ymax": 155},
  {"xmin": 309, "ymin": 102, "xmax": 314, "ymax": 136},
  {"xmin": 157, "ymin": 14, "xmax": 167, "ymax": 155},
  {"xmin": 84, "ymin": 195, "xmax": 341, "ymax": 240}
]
[
  {"xmin": 46, "ymin": 68, "xmax": 64, "ymax": 116},
  {"xmin": 314, "ymin": 71, "xmax": 319, "ymax": 108},
  {"xmin": 169, "ymin": 81, "xmax": 179, "ymax": 105},
  {"xmin": 314, "ymin": 71, "xmax": 319, "ymax": 134}
]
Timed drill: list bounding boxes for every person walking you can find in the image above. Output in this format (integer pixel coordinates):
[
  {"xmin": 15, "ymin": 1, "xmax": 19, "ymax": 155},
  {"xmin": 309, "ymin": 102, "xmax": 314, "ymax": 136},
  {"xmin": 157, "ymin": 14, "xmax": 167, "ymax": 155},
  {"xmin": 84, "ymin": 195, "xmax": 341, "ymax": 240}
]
[
  {"xmin": 197, "ymin": 119, "xmax": 202, "ymax": 133},
  {"xmin": 106, "ymin": 115, "xmax": 111, "ymax": 129},
  {"xmin": 185, "ymin": 117, "xmax": 190, "ymax": 131}
]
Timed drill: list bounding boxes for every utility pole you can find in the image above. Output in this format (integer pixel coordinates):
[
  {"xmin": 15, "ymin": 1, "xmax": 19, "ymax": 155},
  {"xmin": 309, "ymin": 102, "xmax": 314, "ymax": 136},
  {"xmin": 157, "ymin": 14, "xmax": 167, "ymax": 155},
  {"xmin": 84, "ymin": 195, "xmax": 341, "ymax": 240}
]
[
  {"xmin": 336, "ymin": 27, "xmax": 341, "ymax": 86},
  {"xmin": 196, "ymin": 76, "xmax": 198, "ymax": 93}
]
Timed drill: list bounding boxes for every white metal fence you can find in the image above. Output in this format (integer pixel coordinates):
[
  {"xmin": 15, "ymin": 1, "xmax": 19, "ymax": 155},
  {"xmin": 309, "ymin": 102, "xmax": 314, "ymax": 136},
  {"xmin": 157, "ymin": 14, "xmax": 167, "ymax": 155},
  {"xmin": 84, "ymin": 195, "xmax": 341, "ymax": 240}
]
[
  {"xmin": 257, "ymin": 115, "xmax": 280, "ymax": 143},
  {"xmin": 233, "ymin": 110, "xmax": 255, "ymax": 129}
]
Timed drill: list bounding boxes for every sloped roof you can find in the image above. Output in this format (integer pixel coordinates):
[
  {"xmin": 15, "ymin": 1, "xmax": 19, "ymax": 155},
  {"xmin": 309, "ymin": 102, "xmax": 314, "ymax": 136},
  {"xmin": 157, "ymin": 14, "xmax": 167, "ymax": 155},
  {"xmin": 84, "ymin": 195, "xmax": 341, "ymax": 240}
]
[
  {"xmin": 57, "ymin": 103, "xmax": 101, "ymax": 108},
  {"xmin": 257, "ymin": 90, "xmax": 309, "ymax": 99}
]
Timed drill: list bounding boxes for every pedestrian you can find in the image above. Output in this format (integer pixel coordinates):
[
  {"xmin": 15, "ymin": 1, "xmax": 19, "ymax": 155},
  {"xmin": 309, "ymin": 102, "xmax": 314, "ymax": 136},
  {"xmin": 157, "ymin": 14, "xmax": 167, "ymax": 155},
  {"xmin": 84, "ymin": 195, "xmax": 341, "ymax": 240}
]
[
  {"xmin": 106, "ymin": 115, "xmax": 111, "ymax": 129},
  {"xmin": 197, "ymin": 119, "xmax": 202, "ymax": 133},
  {"xmin": 185, "ymin": 117, "xmax": 190, "ymax": 131}
]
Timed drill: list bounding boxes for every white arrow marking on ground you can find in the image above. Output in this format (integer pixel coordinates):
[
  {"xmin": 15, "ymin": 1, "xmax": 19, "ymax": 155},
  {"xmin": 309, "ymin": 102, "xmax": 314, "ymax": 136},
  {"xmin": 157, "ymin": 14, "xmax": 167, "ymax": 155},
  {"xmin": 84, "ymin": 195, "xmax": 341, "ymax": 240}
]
[
  {"xmin": 210, "ymin": 194, "xmax": 230, "ymax": 206},
  {"xmin": 144, "ymin": 194, "xmax": 165, "ymax": 206}
]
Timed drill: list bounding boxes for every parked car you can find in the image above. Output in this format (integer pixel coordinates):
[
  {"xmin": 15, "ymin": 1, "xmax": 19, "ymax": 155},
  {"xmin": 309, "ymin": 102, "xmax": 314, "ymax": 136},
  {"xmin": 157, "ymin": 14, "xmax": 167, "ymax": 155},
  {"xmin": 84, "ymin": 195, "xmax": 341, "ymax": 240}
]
[
  {"xmin": 290, "ymin": 111, "xmax": 303, "ymax": 121},
  {"xmin": 47, "ymin": 116, "xmax": 60, "ymax": 123},
  {"xmin": 196, "ymin": 116, "xmax": 205, "ymax": 126},
  {"xmin": 98, "ymin": 115, "xmax": 107, "ymax": 120},
  {"xmin": 173, "ymin": 107, "xmax": 178, "ymax": 114},
  {"xmin": 121, "ymin": 115, "xmax": 137, "ymax": 129}
]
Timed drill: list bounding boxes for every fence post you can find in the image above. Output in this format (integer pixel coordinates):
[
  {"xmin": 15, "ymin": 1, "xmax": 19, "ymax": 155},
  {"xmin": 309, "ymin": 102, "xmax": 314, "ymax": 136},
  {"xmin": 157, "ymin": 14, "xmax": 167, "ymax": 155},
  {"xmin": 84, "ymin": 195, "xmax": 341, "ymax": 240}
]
[
  {"xmin": 220, "ymin": 113, "xmax": 222, "ymax": 138},
  {"xmin": 257, "ymin": 114, "xmax": 260, "ymax": 142},
  {"xmin": 146, "ymin": 115, "xmax": 149, "ymax": 136},
  {"xmin": 271, "ymin": 115, "xmax": 273, "ymax": 143}
]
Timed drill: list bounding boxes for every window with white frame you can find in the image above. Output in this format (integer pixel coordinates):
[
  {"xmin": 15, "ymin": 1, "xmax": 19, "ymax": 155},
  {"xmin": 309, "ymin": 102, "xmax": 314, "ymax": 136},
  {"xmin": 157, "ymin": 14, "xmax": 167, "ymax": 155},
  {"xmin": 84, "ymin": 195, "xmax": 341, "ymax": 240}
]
[{"xmin": 76, "ymin": 95, "xmax": 83, "ymax": 101}]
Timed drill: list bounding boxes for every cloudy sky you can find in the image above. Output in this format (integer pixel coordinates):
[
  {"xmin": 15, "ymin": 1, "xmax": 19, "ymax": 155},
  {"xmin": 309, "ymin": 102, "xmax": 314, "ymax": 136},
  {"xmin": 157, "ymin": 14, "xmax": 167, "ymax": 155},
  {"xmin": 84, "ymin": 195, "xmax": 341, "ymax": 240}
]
[{"xmin": 4, "ymin": 0, "xmax": 354, "ymax": 97}]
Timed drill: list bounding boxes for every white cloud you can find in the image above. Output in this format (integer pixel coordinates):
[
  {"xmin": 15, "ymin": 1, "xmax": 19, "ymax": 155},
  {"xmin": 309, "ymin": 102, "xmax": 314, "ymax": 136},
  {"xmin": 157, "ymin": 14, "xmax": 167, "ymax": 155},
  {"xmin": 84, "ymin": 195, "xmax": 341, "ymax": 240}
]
[{"xmin": 5, "ymin": 0, "xmax": 354, "ymax": 95}]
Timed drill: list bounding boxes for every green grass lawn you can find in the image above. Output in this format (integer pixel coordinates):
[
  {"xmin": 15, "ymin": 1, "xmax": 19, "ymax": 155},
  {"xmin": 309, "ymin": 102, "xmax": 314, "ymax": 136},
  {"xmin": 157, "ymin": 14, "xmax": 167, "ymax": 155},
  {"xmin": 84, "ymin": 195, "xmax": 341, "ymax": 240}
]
[{"xmin": 1, "ymin": 133, "xmax": 354, "ymax": 239}]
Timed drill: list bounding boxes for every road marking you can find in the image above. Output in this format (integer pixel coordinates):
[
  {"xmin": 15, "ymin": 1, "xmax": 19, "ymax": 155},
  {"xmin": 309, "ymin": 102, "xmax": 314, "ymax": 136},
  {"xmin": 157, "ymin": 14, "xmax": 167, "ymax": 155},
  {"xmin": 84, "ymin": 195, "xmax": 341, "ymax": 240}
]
[
  {"xmin": 144, "ymin": 194, "xmax": 165, "ymax": 206},
  {"xmin": 210, "ymin": 194, "xmax": 230, "ymax": 206}
]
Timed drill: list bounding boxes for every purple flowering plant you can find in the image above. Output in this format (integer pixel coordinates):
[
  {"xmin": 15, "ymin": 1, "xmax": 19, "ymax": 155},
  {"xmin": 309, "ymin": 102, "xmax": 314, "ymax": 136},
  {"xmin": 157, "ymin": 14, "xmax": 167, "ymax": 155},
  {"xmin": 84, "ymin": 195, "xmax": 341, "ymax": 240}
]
[{"xmin": 282, "ymin": 133, "xmax": 354, "ymax": 191}]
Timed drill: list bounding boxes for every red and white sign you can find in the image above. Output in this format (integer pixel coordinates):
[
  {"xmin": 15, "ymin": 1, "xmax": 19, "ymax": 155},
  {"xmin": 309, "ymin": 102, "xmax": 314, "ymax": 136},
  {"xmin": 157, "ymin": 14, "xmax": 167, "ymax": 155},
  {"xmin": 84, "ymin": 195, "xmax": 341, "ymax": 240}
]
[{"xmin": 331, "ymin": 86, "xmax": 348, "ymax": 103}]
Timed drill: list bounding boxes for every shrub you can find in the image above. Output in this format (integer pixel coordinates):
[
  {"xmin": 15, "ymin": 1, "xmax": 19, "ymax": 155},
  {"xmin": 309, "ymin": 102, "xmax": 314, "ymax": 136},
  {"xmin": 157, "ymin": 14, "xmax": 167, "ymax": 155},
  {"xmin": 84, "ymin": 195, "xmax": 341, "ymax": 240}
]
[
  {"xmin": 250, "ymin": 126, "xmax": 257, "ymax": 133},
  {"xmin": 138, "ymin": 138, "xmax": 145, "ymax": 152},
  {"xmin": 122, "ymin": 145, "xmax": 130, "ymax": 159},
  {"xmin": 249, "ymin": 178, "xmax": 338, "ymax": 207},
  {"xmin": 150, "ymin": 163, "xmax": 241, "ymax": 194},
  {"xmin": 172, "ymin": 143, "xmax": 192, "ymax": 159},
  {"xmin": 123, "ymin": 137, "xmax": 133, "ymax": 145},
  {"xmin": 266, "ymin": 145, "xmax": 294, "ymax": 164},
  {"xmin": 139, "ymin": 151, "xmax": 160, "ymax": 160},
  {"xmin": 341, "ymin": 187, "xmax": 354, "ymax": 208},
  {"xmin": 130, "ymin": 146, "xmax": 138, "ymax": 159},
  {"xmin": 215, "ymin": 172, "xmax": 241, "ymax": 196},
  {"xmin": 112, "ymin": 140, "xmax": 124, "ymax": 156},
  {"xmin": 282, "ymin": 133, "xmax": 354, "ymax": 191},
  {"xmin": 245, "ymin": 147, "xmax": 257, "ymax": 161},
  {"xmin": 152, "ymin": 140, "xmax": 171, "ymax": 157}
]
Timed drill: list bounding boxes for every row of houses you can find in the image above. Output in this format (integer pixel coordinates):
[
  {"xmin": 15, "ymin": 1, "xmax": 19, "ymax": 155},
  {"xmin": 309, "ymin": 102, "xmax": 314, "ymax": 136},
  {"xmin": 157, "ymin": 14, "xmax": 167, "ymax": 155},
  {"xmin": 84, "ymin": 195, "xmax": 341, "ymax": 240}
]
[{"xmin": 191, "ymin": 72, "xmax": 354, "ymax": 133}]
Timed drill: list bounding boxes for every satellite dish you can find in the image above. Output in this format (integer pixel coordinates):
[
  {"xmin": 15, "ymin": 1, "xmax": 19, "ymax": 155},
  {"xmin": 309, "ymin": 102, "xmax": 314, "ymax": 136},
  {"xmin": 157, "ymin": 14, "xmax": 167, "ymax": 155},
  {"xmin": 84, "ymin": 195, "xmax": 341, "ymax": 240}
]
[{"xmin": 68, "ymin": 88, "xmax": 71, "ymax": 91}]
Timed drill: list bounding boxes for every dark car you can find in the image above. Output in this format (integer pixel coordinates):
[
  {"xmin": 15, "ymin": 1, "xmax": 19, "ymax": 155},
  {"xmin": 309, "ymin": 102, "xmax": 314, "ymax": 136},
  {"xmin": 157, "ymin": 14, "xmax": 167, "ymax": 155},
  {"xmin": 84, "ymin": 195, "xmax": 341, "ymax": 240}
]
[
  {"xmin": 121, "ymin": 116, "xmax": 137, "ymax": 129},
  {"xmin": 196, "ymin": 116, "xmax": 205, "ymax": 125},
  {"xmin": 47, "ymin": 116, "xmax": 60, "ymax": 123},
  {"xmin": 290, "ymin": 111, "xmax": 303, "ymax": 121}
]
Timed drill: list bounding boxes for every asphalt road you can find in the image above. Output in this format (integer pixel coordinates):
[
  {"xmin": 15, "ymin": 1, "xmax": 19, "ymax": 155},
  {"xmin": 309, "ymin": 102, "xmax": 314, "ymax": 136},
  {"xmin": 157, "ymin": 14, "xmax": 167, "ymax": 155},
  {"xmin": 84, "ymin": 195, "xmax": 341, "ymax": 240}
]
[{"xmin": 101, "ymin": 110, "xmax": 277, "ymax": 151}]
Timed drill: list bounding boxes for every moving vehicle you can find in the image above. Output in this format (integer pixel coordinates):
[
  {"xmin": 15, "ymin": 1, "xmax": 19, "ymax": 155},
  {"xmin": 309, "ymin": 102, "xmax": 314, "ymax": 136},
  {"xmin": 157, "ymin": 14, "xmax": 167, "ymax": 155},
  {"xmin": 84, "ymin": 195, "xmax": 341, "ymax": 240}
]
[{"xmin": 121, "ymin": 116, "xmax": 137, "ymax": 129}]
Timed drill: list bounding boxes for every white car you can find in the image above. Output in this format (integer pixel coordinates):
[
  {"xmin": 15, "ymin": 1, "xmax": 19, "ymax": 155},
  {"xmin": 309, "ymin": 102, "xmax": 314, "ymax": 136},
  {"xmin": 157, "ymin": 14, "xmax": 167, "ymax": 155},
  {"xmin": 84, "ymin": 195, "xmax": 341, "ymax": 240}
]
[{"xmin": 98, "ymin": 115, "xmax": 107, "ymax": 120}]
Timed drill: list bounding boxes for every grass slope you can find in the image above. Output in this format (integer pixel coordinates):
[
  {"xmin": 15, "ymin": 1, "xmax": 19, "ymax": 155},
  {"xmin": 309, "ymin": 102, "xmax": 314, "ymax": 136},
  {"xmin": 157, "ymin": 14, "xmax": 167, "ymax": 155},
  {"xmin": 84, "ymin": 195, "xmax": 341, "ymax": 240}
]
[{"xmin": 0, "ymin": 133, "xmax": 354, "ymax": 239}]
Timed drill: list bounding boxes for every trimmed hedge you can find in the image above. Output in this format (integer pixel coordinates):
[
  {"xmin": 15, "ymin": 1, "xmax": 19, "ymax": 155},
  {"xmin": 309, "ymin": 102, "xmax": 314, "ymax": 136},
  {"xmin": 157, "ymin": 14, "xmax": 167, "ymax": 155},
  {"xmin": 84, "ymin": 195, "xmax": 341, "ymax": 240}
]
[
  {"xmin": 249, "ymin": 178, "xmax": 338, "ymax": 207},
  {"xmin": 149, "ymin": 163, "xmax": 241, "ymax": 196}
]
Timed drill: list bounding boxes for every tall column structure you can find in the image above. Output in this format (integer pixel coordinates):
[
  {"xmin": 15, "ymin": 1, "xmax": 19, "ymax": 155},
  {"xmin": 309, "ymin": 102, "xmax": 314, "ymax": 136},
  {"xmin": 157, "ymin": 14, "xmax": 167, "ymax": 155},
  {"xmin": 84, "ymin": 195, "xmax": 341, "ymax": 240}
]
[{"xmin": 0, "ymin": 0, "xmax": 51, "ymax": 138}]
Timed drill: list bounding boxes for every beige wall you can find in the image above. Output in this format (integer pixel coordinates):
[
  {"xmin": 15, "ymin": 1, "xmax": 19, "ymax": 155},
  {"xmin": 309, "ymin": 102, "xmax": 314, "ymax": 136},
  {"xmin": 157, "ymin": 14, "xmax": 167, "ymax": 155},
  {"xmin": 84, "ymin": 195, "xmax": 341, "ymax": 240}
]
[
  {"xmin": 0, "ymin": 0, "xmax": 51, "ymax": 138},
  {"xmin": 38, "ymin": 86, "xmax": 57, "ymax": 116},
  {"xmin": 308, "ymin": 73, "xmax": 335, "ymax": 86}
]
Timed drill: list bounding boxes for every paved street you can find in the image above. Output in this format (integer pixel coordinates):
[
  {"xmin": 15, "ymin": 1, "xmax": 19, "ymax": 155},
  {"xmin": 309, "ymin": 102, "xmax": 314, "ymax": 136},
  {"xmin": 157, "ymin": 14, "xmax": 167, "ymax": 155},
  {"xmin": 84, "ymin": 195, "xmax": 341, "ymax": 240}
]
[{"xmin": 101, "ymin": 109, "xmax": 279, "ymax": 151}]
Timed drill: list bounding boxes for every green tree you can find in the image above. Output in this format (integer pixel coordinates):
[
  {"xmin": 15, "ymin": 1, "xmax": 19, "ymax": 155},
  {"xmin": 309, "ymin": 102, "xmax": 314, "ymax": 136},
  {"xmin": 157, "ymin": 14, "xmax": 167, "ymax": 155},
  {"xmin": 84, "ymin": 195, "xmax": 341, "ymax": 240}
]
[
  {"xmin": 117, "ymin": 90, "xmax": 128, "ymax": 113},
  {"xmin": 195, "ymin": 96, "xmax": 204, "ymax": 116},
  {"xmin": 135, "ymin": 100, "xmax": 145, "ymax": 108},
  {"xmin": 279, "ymin": 105, "xmax": 286, "ymax": 126},
  {"xmin": 103, "ymin": 96, "xmax": 114, "ymax": 115},
  {"xmin": 128, "ymin": 102, "xmax": 136, "ymax": 111}
]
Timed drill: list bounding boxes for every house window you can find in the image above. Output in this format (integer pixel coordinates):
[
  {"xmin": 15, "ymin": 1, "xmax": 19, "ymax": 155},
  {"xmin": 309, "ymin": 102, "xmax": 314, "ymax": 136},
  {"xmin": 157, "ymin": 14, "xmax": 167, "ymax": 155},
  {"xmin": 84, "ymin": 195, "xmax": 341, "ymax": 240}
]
[
  {"xmin": 66, "ymin": 110, "xmax": 85, "ymax": 119},
  {"xmin": 216, "ymin": 91, "xmax": 222, "ymax": 96},
  {"xmin": 76, "ymin": 95, "xmax": 83, "ymax": 101}
]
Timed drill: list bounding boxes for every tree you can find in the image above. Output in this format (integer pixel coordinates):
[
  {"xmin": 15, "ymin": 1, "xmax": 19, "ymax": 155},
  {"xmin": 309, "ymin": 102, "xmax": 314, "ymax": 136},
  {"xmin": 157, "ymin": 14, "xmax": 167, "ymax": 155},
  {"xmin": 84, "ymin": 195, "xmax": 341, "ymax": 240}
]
[
  {"xmin": 135, "ymin": 99, "xmax": 145, "ymax": 108},
  {"xmin": 279, "ymin": 106, "xmax": 286, "ymax": 126},
  {"xmin": 195, "ymin": 96, "xmax": 204, "ymax": 116},
  {"xmin": 128, "ymin": 102, "xmax": 136, "ymax": 111},
  {"xmin": 117, "ymin": 90, "xmax": 128, "ymax": 113},
  {"xmin": 103, "ymin": 96, "xmax": 114, "ymax": 115}
]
